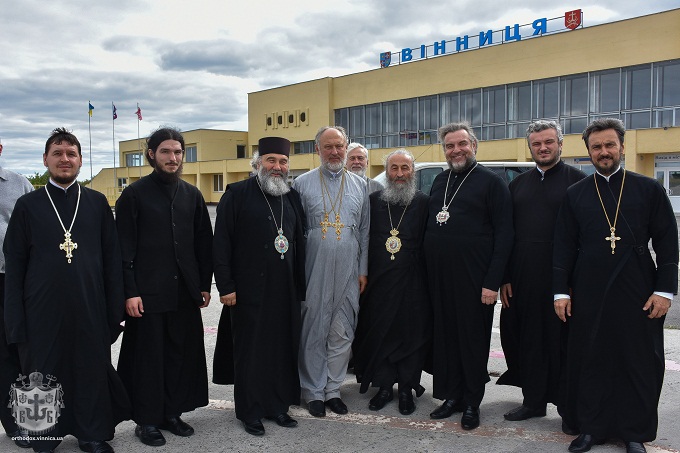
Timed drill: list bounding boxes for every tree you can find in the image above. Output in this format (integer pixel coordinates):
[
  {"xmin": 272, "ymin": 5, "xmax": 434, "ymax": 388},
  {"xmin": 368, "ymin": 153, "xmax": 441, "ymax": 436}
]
[{"xmin": 26, "ymin": 171, "xmax": 49, "ymax": 187}]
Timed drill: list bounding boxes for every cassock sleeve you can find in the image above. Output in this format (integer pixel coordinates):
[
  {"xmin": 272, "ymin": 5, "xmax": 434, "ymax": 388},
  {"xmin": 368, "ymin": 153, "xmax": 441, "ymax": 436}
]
[
  {"xmin": 553, "ymin": 191, "xmax": 579, "ymax": 296},
  {"xmin": 649, "ymin": 183, "xmax": 679, "ymax": 294},
  {"xmin": 213, "ymin": 187, "xmax": 237, "ymax": 296},
  {"xmin": 482, "ymin": 177, "xmax": 514, "ymax": 291},
  {"xmin": 115, "ymin": 187, "xmax": 141, "ymax": 300},
  {"xmin": 358, "ymin": 182, "xmax": 370, "ymax": 276},
  {"xmin": 3, "ymin": 198, "xmax": 29, "ymax": 344},
  {"xmin": 99, "ymin": 195, "xmax": 126, "ymax": 343},
  {"xmin": 193, "ymin": 191, "xmax": 213, "ymax": 293}
]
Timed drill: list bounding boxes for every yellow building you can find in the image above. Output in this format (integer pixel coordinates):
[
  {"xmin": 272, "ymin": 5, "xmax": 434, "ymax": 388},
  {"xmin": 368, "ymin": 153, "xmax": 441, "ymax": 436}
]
[{"xmin": 92, "ymin": 8, "xmax": 680, "ymax": 208}]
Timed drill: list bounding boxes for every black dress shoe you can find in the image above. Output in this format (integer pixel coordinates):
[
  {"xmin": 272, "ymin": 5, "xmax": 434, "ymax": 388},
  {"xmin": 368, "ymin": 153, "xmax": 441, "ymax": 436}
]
[
  {"xmin": 562, "ymin": 420, "xmax": 579, "ymax": 436},
  {"xmin": 308, "ymin": 400, "xmax": 326, "ymax": 417},
  {"xmin": 503, "ymin": 404, "xmax": 546, "ymax": 421},
  {"xmin": 243, "ymin": 419, "xmax": 265, "ymax": 436},
  {"xmin": 368, "ymin": 388, "xmax": 393, "ymax": 411},
  {"xmin": 461, "ymin": 406, "xmax": 480, "ymax": 430},
  {"xmin": 568, "ymin": 434, "xmax": 606, "ymax": 452},
  {"xmin": 625, "ymin": 441, "xmax": 647, "ymax": 453},
  {"xmin": 78, "ymin": 440, "xmax": 114, "ymax": 453},
  {"xmin": 430, "ymin": 399, "xmax": 465, "ymax": 419},
  {"xmin": 398, "ymin": 391, "xmax": 415, "ymax": 415},
  {"xmin": 159, "ymin": 415, "xmax": 194, "ymax": 437},
  {"xmin": 325, "ymin": 397, "xmax": 348, "ymax": 415},
  {"xmin": 7, "ymin": 427, "xmax": 31, "ymax": 448},
  {"xmin": 135, "ymin": 425, "xmax": 166, "ymax": 447},
  {"xmin": 265, "ymin": 413, "xmax": 298, "ymax": 428}
]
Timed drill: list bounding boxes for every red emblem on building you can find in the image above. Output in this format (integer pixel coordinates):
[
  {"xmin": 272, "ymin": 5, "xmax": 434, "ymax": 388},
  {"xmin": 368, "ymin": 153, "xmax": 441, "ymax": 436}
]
[{"xmin": 565, "ymin": 9, "xmax": 582, "ymax": 30}]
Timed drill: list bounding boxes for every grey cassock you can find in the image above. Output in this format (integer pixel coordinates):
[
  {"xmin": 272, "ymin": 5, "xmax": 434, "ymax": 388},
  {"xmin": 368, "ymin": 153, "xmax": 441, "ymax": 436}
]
[{"xmin": 293, "ymin": 167, "xmax": 369, "ymax": 402}]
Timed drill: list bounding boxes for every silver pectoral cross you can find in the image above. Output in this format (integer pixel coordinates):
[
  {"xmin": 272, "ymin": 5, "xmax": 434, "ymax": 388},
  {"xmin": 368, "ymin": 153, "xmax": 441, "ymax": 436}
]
[
  {"xmin": 605, "ymin": 227, "xmax": 620, "ymax": 255},
  {"xmin": 59, "ymin": 232, "xmax": 78, "ymax": 263}
]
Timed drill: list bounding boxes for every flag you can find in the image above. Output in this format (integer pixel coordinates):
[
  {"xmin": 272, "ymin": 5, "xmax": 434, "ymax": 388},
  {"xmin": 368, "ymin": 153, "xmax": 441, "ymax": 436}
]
[
  {"xmin": 136, "ymin": 106, "xmax": 143, "ymax": 121},
  {"xmin": 88, "ymin": 102, "xmax": 94, "ymax": 117},
  {"xmin": 112, "ymin": 104, "xmax": 118, "ymax": 120}
]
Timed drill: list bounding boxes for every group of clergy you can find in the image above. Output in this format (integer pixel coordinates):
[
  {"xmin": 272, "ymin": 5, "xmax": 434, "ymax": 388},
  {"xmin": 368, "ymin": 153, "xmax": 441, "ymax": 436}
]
[{"xmin": 0, "ymin": 118, "xmax": 675, "ymax": 453}]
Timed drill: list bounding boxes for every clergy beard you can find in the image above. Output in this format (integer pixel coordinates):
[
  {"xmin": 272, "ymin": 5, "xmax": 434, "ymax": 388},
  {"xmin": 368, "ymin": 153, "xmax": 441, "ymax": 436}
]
[
  {"xmin": 348, "ymin": 167, "xmax": 366, "ymax": 178},
  {"xmin": 447, "ymin": 156, "xmax": 477, "ymax": 173},
  {"xmin": 49, "ymin": 168, "xmax": 80, "ymax": 186},
  {"xmin": 321, "ymin": 155, "xmax": 347, "ymax": 173},
  {"xmin": 258, "ymin": 166, "xmax": 290, "ymax": 196},
  {"xmin": 380, "ymin": 174, "xmax": 417, "ymax": 206},
  {"xmin": 152, "ymin": 159, "xmax": 183, "ymax": 183}
]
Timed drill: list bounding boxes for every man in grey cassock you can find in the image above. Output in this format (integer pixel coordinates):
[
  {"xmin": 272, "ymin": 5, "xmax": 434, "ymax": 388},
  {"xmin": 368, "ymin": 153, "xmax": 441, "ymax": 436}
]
[{"xmin": 293, "ymin": 126, "xmax": 370, "ymax": 418}]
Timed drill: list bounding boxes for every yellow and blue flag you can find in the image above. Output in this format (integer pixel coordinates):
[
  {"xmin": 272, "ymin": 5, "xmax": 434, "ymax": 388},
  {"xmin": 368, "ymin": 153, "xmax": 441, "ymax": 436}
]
[{"xmin": 88, "ymin": 102, "xmax": 94, "ymax": 117}]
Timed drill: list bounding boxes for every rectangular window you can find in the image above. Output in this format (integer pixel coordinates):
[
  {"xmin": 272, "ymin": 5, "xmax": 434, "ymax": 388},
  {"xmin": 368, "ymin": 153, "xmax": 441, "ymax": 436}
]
[
  {"xmin": 334, "ymin": 108, "xmax": 349, "ymax": 131},
  {"xmin": 623, "ymin": 65, "xmax": 651, "ymax": 110},
  {"xmin": 213, "ymin": 174, "xmax": 224, "ymax": 192},
  {"xmin": 382, "ymin": 101, "xmax": 399, "ymax": 136},
  {"xmin": 560, "ymin": 74, "xmax": 588, "ymax": 116},
  {"xmin": 117, "ymin": 178, "xmax": 127, "ymax": 188},
  {"xmin": 653, "ymin": 60, "xmax": 680, "ymax": 107},
  {"xmin": 460, "ymin": 89, "xmax": 482, "ymax": 126},
  {"xmin": 624, "ymin": 111, "xmax": 651, "ymax": 129},
  {"xmin": 237, "ymin": 144, "xmax": 246, "ymax": 159},
  {"xmin": 483, "ymin": 85, "xmax": 505, "ymax": 124},
  {"xmin": 507, "ymin": 83, "xmax": 531, "ymax": 121},
  {"xmin": 400, "ymin": 98, "xmax": 418, "ymax": 146},
  {"xmin": 185, "ymin": 145, "xmax": 197, "ymax": 163},
  {"xmin": 293, "ymin": 141, "xmax": 315, "ymax": 154},
  {"xmin": 561, "ymin": 117, "xmax": 588, "ymax": 135},
  {"xmin": 482, "ymin": 125, "xmax": 505, "ymax": 140},
  {"xmin": 533, "ymin": 78, "xmax": 559, "ymax": 119},
  {"xmin": 590, "ymin": 69, "xmax": 620, "ymax": 113},
  {"xmin": 125, "ymin": 152, "xmax": 143, "ymax": 167},
  {"xmin": 365, "ymin": 104, "xmax": 380, "ymax": 136},
  {"xmin": 349, "ymin": 106, "xmax": 365, "ymax": 137},
  {"xmin": 507, "ymin": 122, "xmax": 530, "ymax": 139},
  {"xmin": 440, "ymin": 92, "xmax": 460, "ymax": 125},
  {"xmin": 654, "ymin": 108, "xmax": 679, "ymax": 127}
]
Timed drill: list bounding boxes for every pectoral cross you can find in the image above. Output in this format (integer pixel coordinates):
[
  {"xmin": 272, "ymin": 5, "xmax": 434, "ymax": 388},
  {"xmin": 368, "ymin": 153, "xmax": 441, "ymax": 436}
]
[
  {"xmin": 331, "ymin": 213, "xmax": 344, "ymax": 241},
  {"xmin": 59, "ymin": 232, "xmax": 78, "ymax": 263},
  {"xmin": 320, "ymin": 213, "xmax": 331, "ymax": 240},
  {"xmin": 605, "ymin": 227, "xmax": 620, "ymax": 254}
]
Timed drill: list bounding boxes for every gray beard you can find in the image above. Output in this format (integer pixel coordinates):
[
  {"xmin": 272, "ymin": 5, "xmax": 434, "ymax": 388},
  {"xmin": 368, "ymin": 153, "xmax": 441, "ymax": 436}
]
[
  {"xmin": 447, "ymin": 156, "xmax": 476, "ymax": 173},
  {"xmin": 349, "ymin": 168, "xmax": 366, "ymax": 178},
  {"xmin": 321, "ymin": 156, "xmax": 347, "ymax": 173},
  {"xmin": 258, "ymin": 167, "xmax": 290, "ymax": 196},
  {"xmin": 380, "ymin": 176, "xmax": 417, "ymax": 206}
]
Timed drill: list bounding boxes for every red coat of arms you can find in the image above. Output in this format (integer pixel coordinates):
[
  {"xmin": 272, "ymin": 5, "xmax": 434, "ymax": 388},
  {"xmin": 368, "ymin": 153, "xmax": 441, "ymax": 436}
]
[{"xmin": 565, "ymin": 9, "xmax": 582, "ymax": 30}]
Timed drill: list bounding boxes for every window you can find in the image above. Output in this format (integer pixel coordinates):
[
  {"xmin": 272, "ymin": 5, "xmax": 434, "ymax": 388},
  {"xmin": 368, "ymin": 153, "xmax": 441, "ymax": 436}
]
[
  {"xmin": 623, "ymin": 65, "xmax": 651, "ymax": 109},
  {"xmin": 507, "ymin": 83, "xmax": 531, "ymax": 121},
  {"xmin": 483, "ymin": 85, "xmax": 505, "ymax": 124},
  {"xmin": 125, "ymin": 152, "xmax": 143, "ymax": 167},
  {"xmin": 213, "ymin": 174, "xmax": 224, "ymax": 192},
  {"xmin": 349, "ymin": 106, "xmax": 365, "ymax": 137},
  {"xmin": 185, "ymin": 145, "xmax": 197, "ymax": 163},
  {"xmin": 400, "ymin": 98, "xmax": 418, "ymax": 146},
  {"xmin": 561, "ymin": 74, "xmax": 588, "ymax": 116},
  {"xmin": 653, "ymin": 60, "xmax": 680, "ymax": 107},
  {"xmin": 460, "ymin": 89, "xmax": 482, "ymax": 126},
  {"xmin": 365, "ymin": 104, "xmax": 380, "ymax": 136},
  {"xmin": 590, "ymin": 69, "xmax": 620, "ymax": 113},
  {"xmin": 117, "ymin": 178, "xmax": 127, "ymax": 188},
  {"xmin": 533, "ymin": 78, "xmax": 558, "ymax": 119},
  {"xmin": 294, "ymin": 141, "xmax": 315, "ymax": 154},
  {"xmin": 237, "ymin": 144, "xmax": 246, "ymax": 159},
  {"xmin": 440, "ymin": 92, "xmax": 460, "ymax": 125}
]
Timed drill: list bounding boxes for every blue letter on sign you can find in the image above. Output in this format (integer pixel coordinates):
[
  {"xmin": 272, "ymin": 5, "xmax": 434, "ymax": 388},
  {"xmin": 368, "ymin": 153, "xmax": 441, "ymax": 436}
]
[
  {"xmin": 456, "ymin": 35, "xmax": 469, "ymax": 52},
  {"xmin": 532, "ymin": 18, "xmax": 546, "ymax": 35},
  {"xmin": 505, "ymin": 24, "xmax": 521, "ymax": 41},
  {"xmin": 402, "ymin": 48, "xmax": 413, "ymax": 62}
]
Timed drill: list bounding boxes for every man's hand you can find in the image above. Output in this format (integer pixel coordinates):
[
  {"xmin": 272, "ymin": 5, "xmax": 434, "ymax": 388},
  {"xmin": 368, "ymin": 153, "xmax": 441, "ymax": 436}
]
[
  {"xmin": 481, "ymin": 288, "xmax": 497, "ymax": 305},
  {"xmin": 554, "ymin": 298, "xmax": 571, "ymax": 322},
  {"xmin": 199, "ymin": 291, "xmax": 211, "ymax": 308},
  {"xmin": 126, "ymin": 297, "xmax": 144, "ymax": 317},
  {"xmin": 643, "ymin": 294, "xmax": 671, "ymax": 319},
  {"xmin": 220, "ymin": 292, "xmax": 236, "ymax": 307},
  {"xmin": 359, "ymin": 275, "xmax": 368, "ymax": 294},
  {"xmin": 500, "ymin": 283, "xmax": 512, "ymax": 308}
]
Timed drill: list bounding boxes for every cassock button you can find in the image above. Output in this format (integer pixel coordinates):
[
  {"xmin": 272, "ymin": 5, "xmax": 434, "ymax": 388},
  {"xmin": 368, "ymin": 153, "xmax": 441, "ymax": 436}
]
[{"xmin": 173, "ymin": 276, "xmax": 178, "ymax": 280}]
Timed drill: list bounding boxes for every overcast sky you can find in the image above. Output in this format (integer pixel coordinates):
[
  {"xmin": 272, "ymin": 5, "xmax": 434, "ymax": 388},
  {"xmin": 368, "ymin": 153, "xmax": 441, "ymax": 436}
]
[{"xmin": 0, "ymin": 0, "xmax": 676, "ymax": 178}]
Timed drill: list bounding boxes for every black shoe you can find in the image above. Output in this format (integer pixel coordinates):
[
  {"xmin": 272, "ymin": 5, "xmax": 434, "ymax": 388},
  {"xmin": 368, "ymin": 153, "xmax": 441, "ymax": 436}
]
[
  {"xmin": 368, "ymin": 388, "xmax": 393, "ymax": 411},
  {"xmin": 325, "ymin": 398, "xmax": 348, "ymax": 415},
  {"xmin": 135, "ymin": 425, "xmax": 166, "ymax": 447},
  {"xmin": 562, "ymin": 420, "xmax": 579, "ymax": 436},
  {"xmin": 243, "ymin": 419, "xmax": 265, "ymax": 436},
  {"xmin": 503, "ymin": 404, "xmax": 546, "ymax": 421},
  {"xmin": 159, "ymin": 415, "xmax": 194, "ymax": 437},
  {"xmin": 430, "ymin": 399, "xmax": 465, "ymax": 419},
  {"xmin": 461, "ymin": 406, "xmax": 480, "ymax": 430},
  {"xmin": 625, "ymin": 441, "xmax": 647, "ymax": 453},
  {"xmin": 308, "ymin": 400, "xmax": 326, "ymax": 417},
  {"xmin": 398, "ymin": 390, "xmax": 415, "ymax": 415},
  {"xmin": 265, "ymin": 413, "xmax": 298, "ymax": 428},
  {"xmin": 568, "ymin": 434, "xmax": 606, "ymax": 452},
  {"xmin": 7, "ymin": 427, "xmax": 31, "ymax": 448},
  {"xmin": 78, "ymin": 440, "xmax": 114, "ymax": 453}
]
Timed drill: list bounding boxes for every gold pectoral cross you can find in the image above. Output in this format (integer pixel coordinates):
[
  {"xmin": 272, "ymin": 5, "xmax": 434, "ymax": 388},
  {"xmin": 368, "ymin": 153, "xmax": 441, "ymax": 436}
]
[
  {"xmin": 605, "ymin": 227, "xmax": 620, "ymax": 254},
  {"xmin": 331, "ymin": 213, "xmax": 344, "ymax": 241},
  {"xmin": 59, "ymin": 232, "xmax": 78, "ymax": 263},
  {"xmin": 320, "ymin": 213, "xmax": 331, "ymax": 240}
]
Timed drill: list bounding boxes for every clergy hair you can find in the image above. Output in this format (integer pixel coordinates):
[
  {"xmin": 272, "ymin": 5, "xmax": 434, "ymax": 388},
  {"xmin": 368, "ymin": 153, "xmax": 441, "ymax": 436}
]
[
  {"xmin": 315, "ymin": 126, "xmax": 348, "ymax": 148},
  {"xmin": 526, "ymin": 120, "xmax": 563, "ymax": 145},
  {"xmin": 347, "ymin": 142, "xmax": 368, "ymax": 157},
  {"xmin": 250, "ymin": 151, "xmax": 261, "ymax": 170},
  {"xmin": 45, "ymin": 127, "xmax": 82, "ymax": 156},
  {"xmin": 438, "ymin": 122, "xmax": 478, "ymax": 149},
  {"xmin": 145, "ymin": 127, "xmax": 185, "ymax": 165},
  {"xmin": 383, "ymin": 148, "xmax": 415, "ymax": 171},
  {"xmin": 582, "ymin": 118, "xmax": 626, "ymax": 148}
]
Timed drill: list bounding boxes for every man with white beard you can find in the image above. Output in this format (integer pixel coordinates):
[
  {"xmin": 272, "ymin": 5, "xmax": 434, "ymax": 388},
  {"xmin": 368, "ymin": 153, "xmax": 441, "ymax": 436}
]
[
  {"xmin": 352, "ymin": 149, "xmax": 431, "ymax": 415},
  {"xmin": 346, "ymin": 143, "xmax": 384, "ymax": 194},
  {"xmin": 213, "ymin": 137, "xmax": 307, "ymax": 436},
  {"xmin": 293, "ymin": 126, "xmax": 370, "ymax": 417}
]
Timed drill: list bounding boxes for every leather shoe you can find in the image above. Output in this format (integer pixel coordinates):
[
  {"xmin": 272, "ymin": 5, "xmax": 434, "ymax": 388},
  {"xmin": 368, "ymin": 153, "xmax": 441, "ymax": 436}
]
[
  {"xmin": 430, "ymin": 399, "xmax": 465, "ymax": 419},
  {"xmin": 568, "ymin": 434, "xmax": 606, "ymax": 452},
  {"xmin": 368, "ymin": 388, "xmax": 393, "ymax": 411},
  {"xmin": 398, "ymin": 390, "xmax": 415, "ymax": 415},
  {"xmin": 308, "ymin": 400, "xmax": 326, "ymax": 417},
  {"xmin": 461, "ymin": 406, "xmax": 480, "ymax": 430},
  {"xmin": 503, "ymin": 404, "xmax": 546, "ymax": 421},
  {"xmin": 325, "ymin": 398, "xmax": 348, "ymax": 415},
  {"xmin": 562, "ymin": 420, "xmax": 579, "ymax": 436},
  {"xmin": 78, "ymin": 440, "xmax": 114, "ymax": 453},
  {"xmin": 135, "ymin": 425, "xmax": 166, "ymax": 447},
  {"xmin": 243, "ymin": 419, "xmax": 265, "ymax": 436},
  {"xmin": 159, "ymin": 415, "xmax": 194, "ymax": 437},
  {"xmin": 8, "ymin": 427, "xmax": 31, "ymax": 448},
  {"xmin": 265, "ymin": 413, "xmax": 298, "ymax": 428},
  {"xmin": 625, "ymin": 441, "xmax": 647, "ymax": 453}
]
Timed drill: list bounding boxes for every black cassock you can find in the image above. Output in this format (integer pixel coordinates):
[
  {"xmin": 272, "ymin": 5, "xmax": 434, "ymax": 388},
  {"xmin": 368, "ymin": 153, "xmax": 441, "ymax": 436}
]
[
  {"xmin": 353, "ymin": 191, "xmax": 431, "ymax": 394},
  {"xmin": 3, "ymin": 184, "xmax": 129, "ymax": 446},
  {"xmin": 212, "ymin": 177, "xmax": 306, "ymax": 422},
  {"xmin": 497, "ymin": 161, "xmax": 585, "ymax": 411},
  {"xmin": 424, "ymin": 164, "xmax": 513, "ymax": 407},
  {"xmin": 553, "ymin": 169, "xmax": 678, "ymax": 442}
]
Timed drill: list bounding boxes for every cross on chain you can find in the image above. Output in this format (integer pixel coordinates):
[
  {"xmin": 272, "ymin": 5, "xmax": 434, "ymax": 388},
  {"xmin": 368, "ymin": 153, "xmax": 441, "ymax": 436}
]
[
  {"xmin": 59, "ymin": 232, "xmax": 78, "ymax": 263},
  {"xmin": 330, "ymin": 213, "xmax": 344, "ymax": 241},
  {"xmin": 320, "ymin": 213, "xmax": 331, "ymax": 240},
  {"xmin": 605, "ymin": 227, "xmax": 620, "ymax": 254}
]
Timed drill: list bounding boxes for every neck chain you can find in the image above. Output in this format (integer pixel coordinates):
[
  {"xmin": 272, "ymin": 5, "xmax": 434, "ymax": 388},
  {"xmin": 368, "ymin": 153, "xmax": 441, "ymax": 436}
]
[
  {"xmin": 45, "ymin": 183, "xmax": 81, "ymax": 264},
  {"xmin": 594, "ymin": 169, "xmax": 626, "ymax": 254},
  {"xmin": 257, "ymin": 178, "xmax": 288, "ymax": 260},
  {"xmin": 319, "ymin": 170, "xmax": 346, "ymax": 240},
  {"xmin": 436, "ymin": 163, "xmax": 478, "ymax": 225},
  {"xmin": 385, "ymin": 200, "xmax": 410, "ymax": 261}
]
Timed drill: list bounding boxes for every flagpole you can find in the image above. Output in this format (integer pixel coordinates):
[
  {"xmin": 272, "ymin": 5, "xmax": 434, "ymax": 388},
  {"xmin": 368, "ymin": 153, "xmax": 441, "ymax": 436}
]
[
  {"xmin": 112, "ymin": 102, "xmax": 117, "ymax": 197},
  {"xmin": 88, "ymin": 100, "xmax": 93, "ymax": 182},
  {"xmin": 137, "ymin": 103, "xmax": 141, "ymax": 179}
]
